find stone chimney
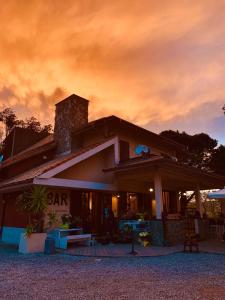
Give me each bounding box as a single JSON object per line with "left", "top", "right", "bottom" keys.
{"left": 54, "top": 94, "right": 89, "bottom": 154}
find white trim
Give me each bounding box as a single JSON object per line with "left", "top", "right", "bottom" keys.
{"left": 33, "top": 177, "right": 116, "bottom": 191}
{"left": 38, "top": 137, "right": 118, "bottom": 179}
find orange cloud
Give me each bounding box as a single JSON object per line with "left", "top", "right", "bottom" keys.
{"left": 0, "top": 0, "right": 225, "bottom": 142}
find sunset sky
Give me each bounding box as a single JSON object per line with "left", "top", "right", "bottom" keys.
{"left": 0, "top": 0, "right": 225, "bottom": 144}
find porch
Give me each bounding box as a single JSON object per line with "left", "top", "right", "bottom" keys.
{"left": 1, "top": 238, "right": 225, "bottom": 257}
{"left": 60, "top": 242, "right": 182, "bottom": 257}
{"left": 57, "top": 240, "right": 225, "bottom": 257}
{"left": 1, "top": 156, "right": 225, "bottom": 247}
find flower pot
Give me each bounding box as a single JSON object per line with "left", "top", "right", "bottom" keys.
{"left": 143, "top": 240, "right": 150, "bottom": 247}
{"left": 19, "top": 233, "right": 47, "bottom": 254}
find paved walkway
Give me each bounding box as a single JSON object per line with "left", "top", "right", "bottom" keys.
{"left": 1, "top": 239, "right": 225, "bottom": 258}
{"left": 60, "top": 243, "right": 183, "bottom": 257}
{"left": 60, "top": 240, "right": 225, "bottom": 257}
{"left": 200, "top": 240, "right": 225, "bottom": 254}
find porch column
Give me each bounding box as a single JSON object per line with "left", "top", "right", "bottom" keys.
{"left": 154, "top": 173, "right": 163, "bottom": 219}
{"left": 195, "top": 186, "right": 203, "bottom": 218}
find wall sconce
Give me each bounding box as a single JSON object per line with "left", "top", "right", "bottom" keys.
{"left": 149, "top": 188, "right": 154, "bottom": 192}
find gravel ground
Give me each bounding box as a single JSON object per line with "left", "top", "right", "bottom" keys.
{"left": 1, "top": 246, "right": 225, "bottom": 300}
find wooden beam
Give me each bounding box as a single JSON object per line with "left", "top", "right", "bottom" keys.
{"left": 34, "top": 177, "right": 117, "bottom": 192}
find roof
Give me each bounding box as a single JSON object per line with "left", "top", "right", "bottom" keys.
{"left": 0, "top": 135, "right": 56, "bottom": 168}
{"left": 104, "top": 155, "right": 224, "bottom": 176}
{"left": 1, "top": 137, "right": 224, "bottom": 191}
{"left": 2, "top": 126, "right": 53, "bottom": 160}
{"left": 0, "top": 113, "right": 186, "bottom": 170}
{"left": 73, "top": 115, "right": 186, "bottom": 152}
{"left": 103, "top": 156, "right": 225, "bottom": 189}
{"left": 0, "top": 138, "right": 111, "bottom": 190}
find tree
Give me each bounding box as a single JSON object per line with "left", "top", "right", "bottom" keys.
{"left": 208, "top": 145, "right": 225, "bottom": 176}
{"left": 42, "top": 124, "right": 53, "bottom": 134}
{"left": 160, "top": 130, "right": 217, "bottom": 169}
{"left": 24, "top": 117, "right": 52, "bottom": 134}
{"left": 0, "top": 108, "right": 23, "bottom": 137}
{"left": 17, "top": 186, "right": 48, "bottom": 233}
{"left": 188, "top": 133, "right": 217, "bottom": 169}
{"left": 25, "top": 117, "right": 42, "bottom": 132}
{"left": 0, "top": 107, "right": 52, "bottom": 141}
{"left": 179, "top": 192, "right": 195, "bottom": 216}
{"left": 0, "top": 127, "right": 3, "bottom": 151}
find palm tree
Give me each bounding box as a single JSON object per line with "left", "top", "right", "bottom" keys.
{"left": 17, "top": 186, "right": 48, "bottom": 233}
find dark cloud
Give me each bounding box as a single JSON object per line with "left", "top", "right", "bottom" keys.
{"left": 0, "top": 86, "right": 17, "bottom": 102}
{"left": 146, "top": 99, "right": 225, "bottom": 144}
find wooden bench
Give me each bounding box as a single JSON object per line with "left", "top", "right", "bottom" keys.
{"left": 59, "top": 234, "right": 92, "bottom": 249}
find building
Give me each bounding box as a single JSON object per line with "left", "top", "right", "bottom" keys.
{"left": 0, "top": 94, "right": 224, "bottom": 246}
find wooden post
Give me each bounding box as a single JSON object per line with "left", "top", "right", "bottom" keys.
{"left": 154, "top": 173, "right": 163, "bottom": 219}
{"left": 195, "top": 186, "right": 203, "bottom": 218}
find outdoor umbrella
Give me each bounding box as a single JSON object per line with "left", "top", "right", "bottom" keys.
{"left": 208, "top": 189, "right": 225, "bottom": 199}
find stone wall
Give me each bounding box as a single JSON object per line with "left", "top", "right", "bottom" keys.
{"left": 165, "top": 220, "right": 185, "bottom": 245}
{"left": 149, "top": 219, "right": 184, "bottom": 246}
{"left": 134, "top": 219, "right": 210, "bottom": 247}
{"left": 54, "top": 94, "right": 89, "bottom": 154}
{"left": 149, "top": 220, "right": 164, "bottom": 246}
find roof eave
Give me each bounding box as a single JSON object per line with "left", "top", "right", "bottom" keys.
{"left": 72, "top": 116, "right": 186, "bottom": 152}
{"left": 103, "top": 158, "right": 225, "bottom": 183}
{"left": 1, "top": 142, "right": 56, "bottom": 169}
{"left": 0, "top": 179, "right": 33, "bottom": 193}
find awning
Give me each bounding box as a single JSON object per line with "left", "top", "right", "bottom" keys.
{"left": 208, "top": 189, "right": 225, "bottom": 199}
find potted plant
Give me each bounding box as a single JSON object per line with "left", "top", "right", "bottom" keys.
{"left": 46, "top": 211, "right": 59, "bottom": 231}
{"left": 138, "top": 231, "right": 151, "bottom": 247}
{"left": 17, "top": 186, "right": 48, "bottom": 254}
{"left": 60, "top": 213, "right": 72, "bottom": 229}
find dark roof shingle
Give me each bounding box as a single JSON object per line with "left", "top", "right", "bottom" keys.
{"left": 1, "top": 135, "right": 56, "bottom": 168}
{"left": 0, "top": 139, "right": 111, "bottom": 190}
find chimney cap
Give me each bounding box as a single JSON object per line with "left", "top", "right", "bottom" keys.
{"left": 55, "top": 94, "right": 89, "bottom": 106}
